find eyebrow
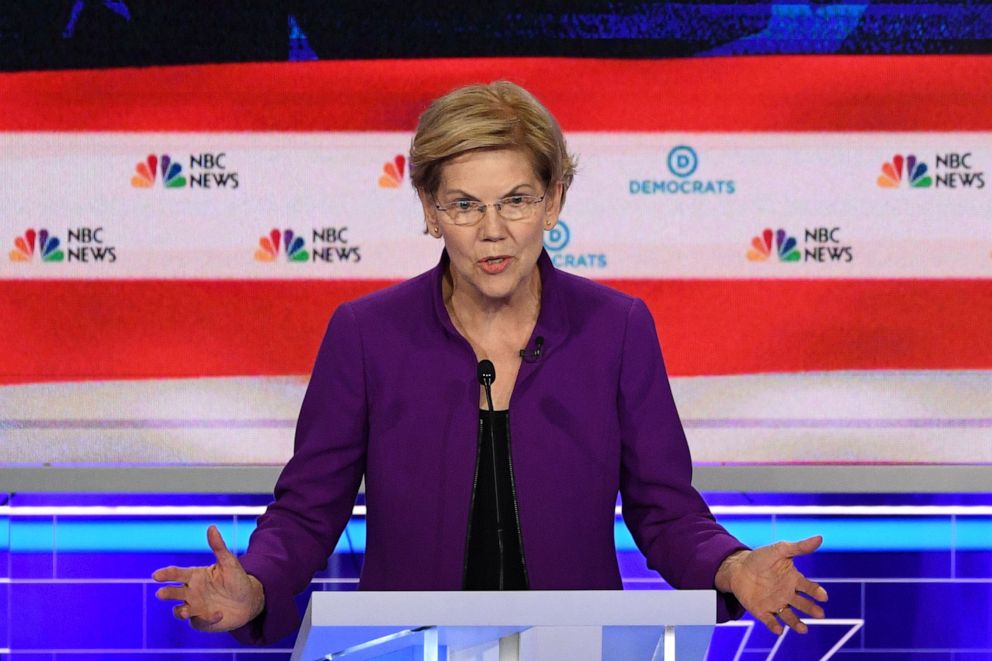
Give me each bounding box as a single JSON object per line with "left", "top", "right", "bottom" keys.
{"left": 441, "top": 184, "right": 537, "bottom": 200}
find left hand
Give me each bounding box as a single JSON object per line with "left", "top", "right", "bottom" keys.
{"left": 715, "top": 535, "right": 828, "bottom": 635}
{"left": 151, "top": 525, "right": 264, "bottom": 632}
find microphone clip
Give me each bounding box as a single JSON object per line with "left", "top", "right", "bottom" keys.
{"left": 519, "top": 336, "right": 544, "bottom": 363}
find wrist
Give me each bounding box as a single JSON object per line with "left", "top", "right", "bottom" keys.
{"left": 246, "top": 574, "right": 266, "bottom": 620}
{"left": 714, "top": 549, "right": 750, "bottom": 593}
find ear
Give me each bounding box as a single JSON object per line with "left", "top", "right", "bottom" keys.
{"left": 542, "top": 181, "right": 564, "bottom": 231}
{"left": 417, "top": 189, "right": 443, "bottom": 239}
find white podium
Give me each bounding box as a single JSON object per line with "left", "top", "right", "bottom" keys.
{"left": 291, "top": 590, "right": 716, "bottom": 661}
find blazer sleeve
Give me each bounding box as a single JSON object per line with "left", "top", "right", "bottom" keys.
{"left": 231, "top": 302, "right": 368, "bottom": 645}
{"left": 617, "top": 298, "right": 747, "bottom": 622}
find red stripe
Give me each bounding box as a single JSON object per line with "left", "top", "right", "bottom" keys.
{"left": 2, "top": 279, "right": 990, "bottom": 385}
{"left": 2, "top": 56, "right": 990, "bottom": 131}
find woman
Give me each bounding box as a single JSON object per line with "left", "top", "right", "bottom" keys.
{"left": 153, "top": 81, "right": 828, "bottom": 644}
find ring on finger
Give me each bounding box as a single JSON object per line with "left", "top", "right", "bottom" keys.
{"left": 774, "top": 606, "right": 788, "bottom": 615}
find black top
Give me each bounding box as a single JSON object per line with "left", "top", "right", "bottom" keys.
{"left": 464, "top": 409, "right": 528, "bottom": 590}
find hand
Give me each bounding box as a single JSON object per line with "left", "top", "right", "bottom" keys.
{"left": 715, "top": 536, "right": 828, "bottom": 635}
{"left": 152, "top": 524, "right": 265, "bottom": 632}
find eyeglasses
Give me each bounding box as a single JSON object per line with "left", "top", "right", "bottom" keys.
{"left": 433, "top": 192, "right": 547, "bottom": 226}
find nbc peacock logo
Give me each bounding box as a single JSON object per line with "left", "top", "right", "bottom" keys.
{"left": 8, "top": 228, "right": 65, "bottom": 262}
{"left": 254, "top": 229, "right": 308, "bottom": 263}
{"left": 877, "top": 154, "right": 932, "bottom": 189}
{"left": 747, "top": 228, "right": 800, "bottom": 262}
{"left": 131, "top": 154, "right": 187, "bottom": 189}
{"left": 378, "top": 155, "right": 406, "bottom": 188}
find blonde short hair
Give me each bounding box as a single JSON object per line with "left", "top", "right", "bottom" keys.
{"left": 409, "top": 81, "right": 577, "bottom": 205}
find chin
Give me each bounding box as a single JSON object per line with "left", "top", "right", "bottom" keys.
{"left": 471, "top": 272, "right": 523, "bottom": 299}
{"left": 476, "top": 281, "right": 517, "bottom": 301}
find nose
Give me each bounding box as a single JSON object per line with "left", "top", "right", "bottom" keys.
{"left": 479, "top": 203, "right": 506, "bottom": 240}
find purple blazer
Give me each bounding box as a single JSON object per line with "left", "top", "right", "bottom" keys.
{"left": 233, "top": 249, "right": 747, "bottom": 645}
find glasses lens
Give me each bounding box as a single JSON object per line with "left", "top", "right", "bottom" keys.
{"left": 499, "top": 196, "right": 539, "bottom": 221}
{"left": 441, "top": 201, "right": 480, "bottom": 225}
{"left": 451, "top": 208, "right": 483, "bottom": 225}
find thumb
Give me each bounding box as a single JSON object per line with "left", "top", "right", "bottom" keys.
{"left": 206, "top": 525, "right": 238, "bottom": 567}
{"left": 787, "top": 535, "right": 823, "bottom": 556}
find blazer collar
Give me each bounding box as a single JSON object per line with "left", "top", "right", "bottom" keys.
{"left": 429, "top": 248, "right": 570, "bottom": 355}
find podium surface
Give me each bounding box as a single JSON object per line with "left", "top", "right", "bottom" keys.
{"left": 292, "top": 590, "right": 716, "bottom": 661}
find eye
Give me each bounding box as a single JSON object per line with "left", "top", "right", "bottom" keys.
{"left": 454, "top": 200, "right": 477, "bottom": 212}
{"left": 505, "top": 195, "right": 527, "bottom": 206}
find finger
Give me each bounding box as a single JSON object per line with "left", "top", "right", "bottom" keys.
{"left": 173, "top": 603, "right": 191, "bottom": 620}
{"left": 756, "top": 612, "right": 784, "bottom": 636}
{"left": 206, "top": 525, "right": 238, "bottom": 567}
{"left": 152, "top": 566, "right": 194, "bottom": 583}
{"left": 788, "top": 592, "right": 825, "bottom": 619}
{"left": 785, "top": 535, "right": 823, "bottom": 557}
{"left": 797, "top": 577, "right": 829, "bottom": 602}
{"left": 777, "top": 607, "right": 808, "bottom": 634}
{"left": 190, "top": 611, "right": 224, "bottom": 631}
{"left": 154, "top": 585, "right": 188, "bottom": 603}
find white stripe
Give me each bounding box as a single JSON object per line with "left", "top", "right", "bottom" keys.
{"left": 3, "top": 132, "right": 992, "bottom": 280}
{"left": 793, "top": 578, "right": 992, "bottom": 583}
{"left": 4, "top": 576, "right": 985, "bottom": 585}
{"left": 0, "top": 504, "right": 989, "bottom": 516}
{"left": 1, "top": 577, "right": 361, "bottom": 584}
{"left": 0, "top": 505, "right": 366, "bottom": 516}
{"left": 707, "top": 505, "right": 992, "bottom": 516}
{"left": 726, "top": 620, "right": 754, "bottom": 661}
{"left": 622, "top": 577, "right": 992, "bottom": 584}
{"left": 822, "top": 621, "right": 865, "bottom": 661}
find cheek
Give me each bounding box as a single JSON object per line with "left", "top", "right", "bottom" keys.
{"left": 441, "top": 235, "right": 475, "bottom": 263}
{"left": 525, "top": 226, "right": 548, "bottom": 249}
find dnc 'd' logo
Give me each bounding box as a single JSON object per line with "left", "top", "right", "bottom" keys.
{"left": 543, "top": 220, "right": 606, "bottom": 269}
{"left": 630, "top": 145, "right": 736, "bottom": 196}
{"left": 9, "top": 228, "right": 64, "bottom": 262}
{"left": 131, "top": 153, "right": 239, "bottom": 190}
{"left": 378, "top": 155, "right": 406, "bottom": 188}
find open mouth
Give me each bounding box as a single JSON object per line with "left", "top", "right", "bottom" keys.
{"left": 478, "top": 256, "right": 512, "bottom": 273}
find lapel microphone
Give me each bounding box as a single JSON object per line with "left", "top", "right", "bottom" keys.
{"left": 477, "top": 359, "right": 496, "bottom": 394}
{"left": 476, "top": 359, "right": 505, "bottom": 588}
{"left": 519, "top": 336, "right": 544, "bottom": 363}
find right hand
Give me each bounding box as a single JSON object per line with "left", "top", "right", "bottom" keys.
{"left": 152, "top": 524, "right": 265, "bottom": 632}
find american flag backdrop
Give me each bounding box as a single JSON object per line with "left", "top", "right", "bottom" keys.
{"left": 2, "top": 4, "right": 991, "bottom": 466}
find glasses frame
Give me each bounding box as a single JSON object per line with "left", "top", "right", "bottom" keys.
{"left": 432, "top": 191, "right": 548, "bottom": 227}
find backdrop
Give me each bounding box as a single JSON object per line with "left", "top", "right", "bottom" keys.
{"left": 2, "top": 6, "right": 991, "bottom": 469}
